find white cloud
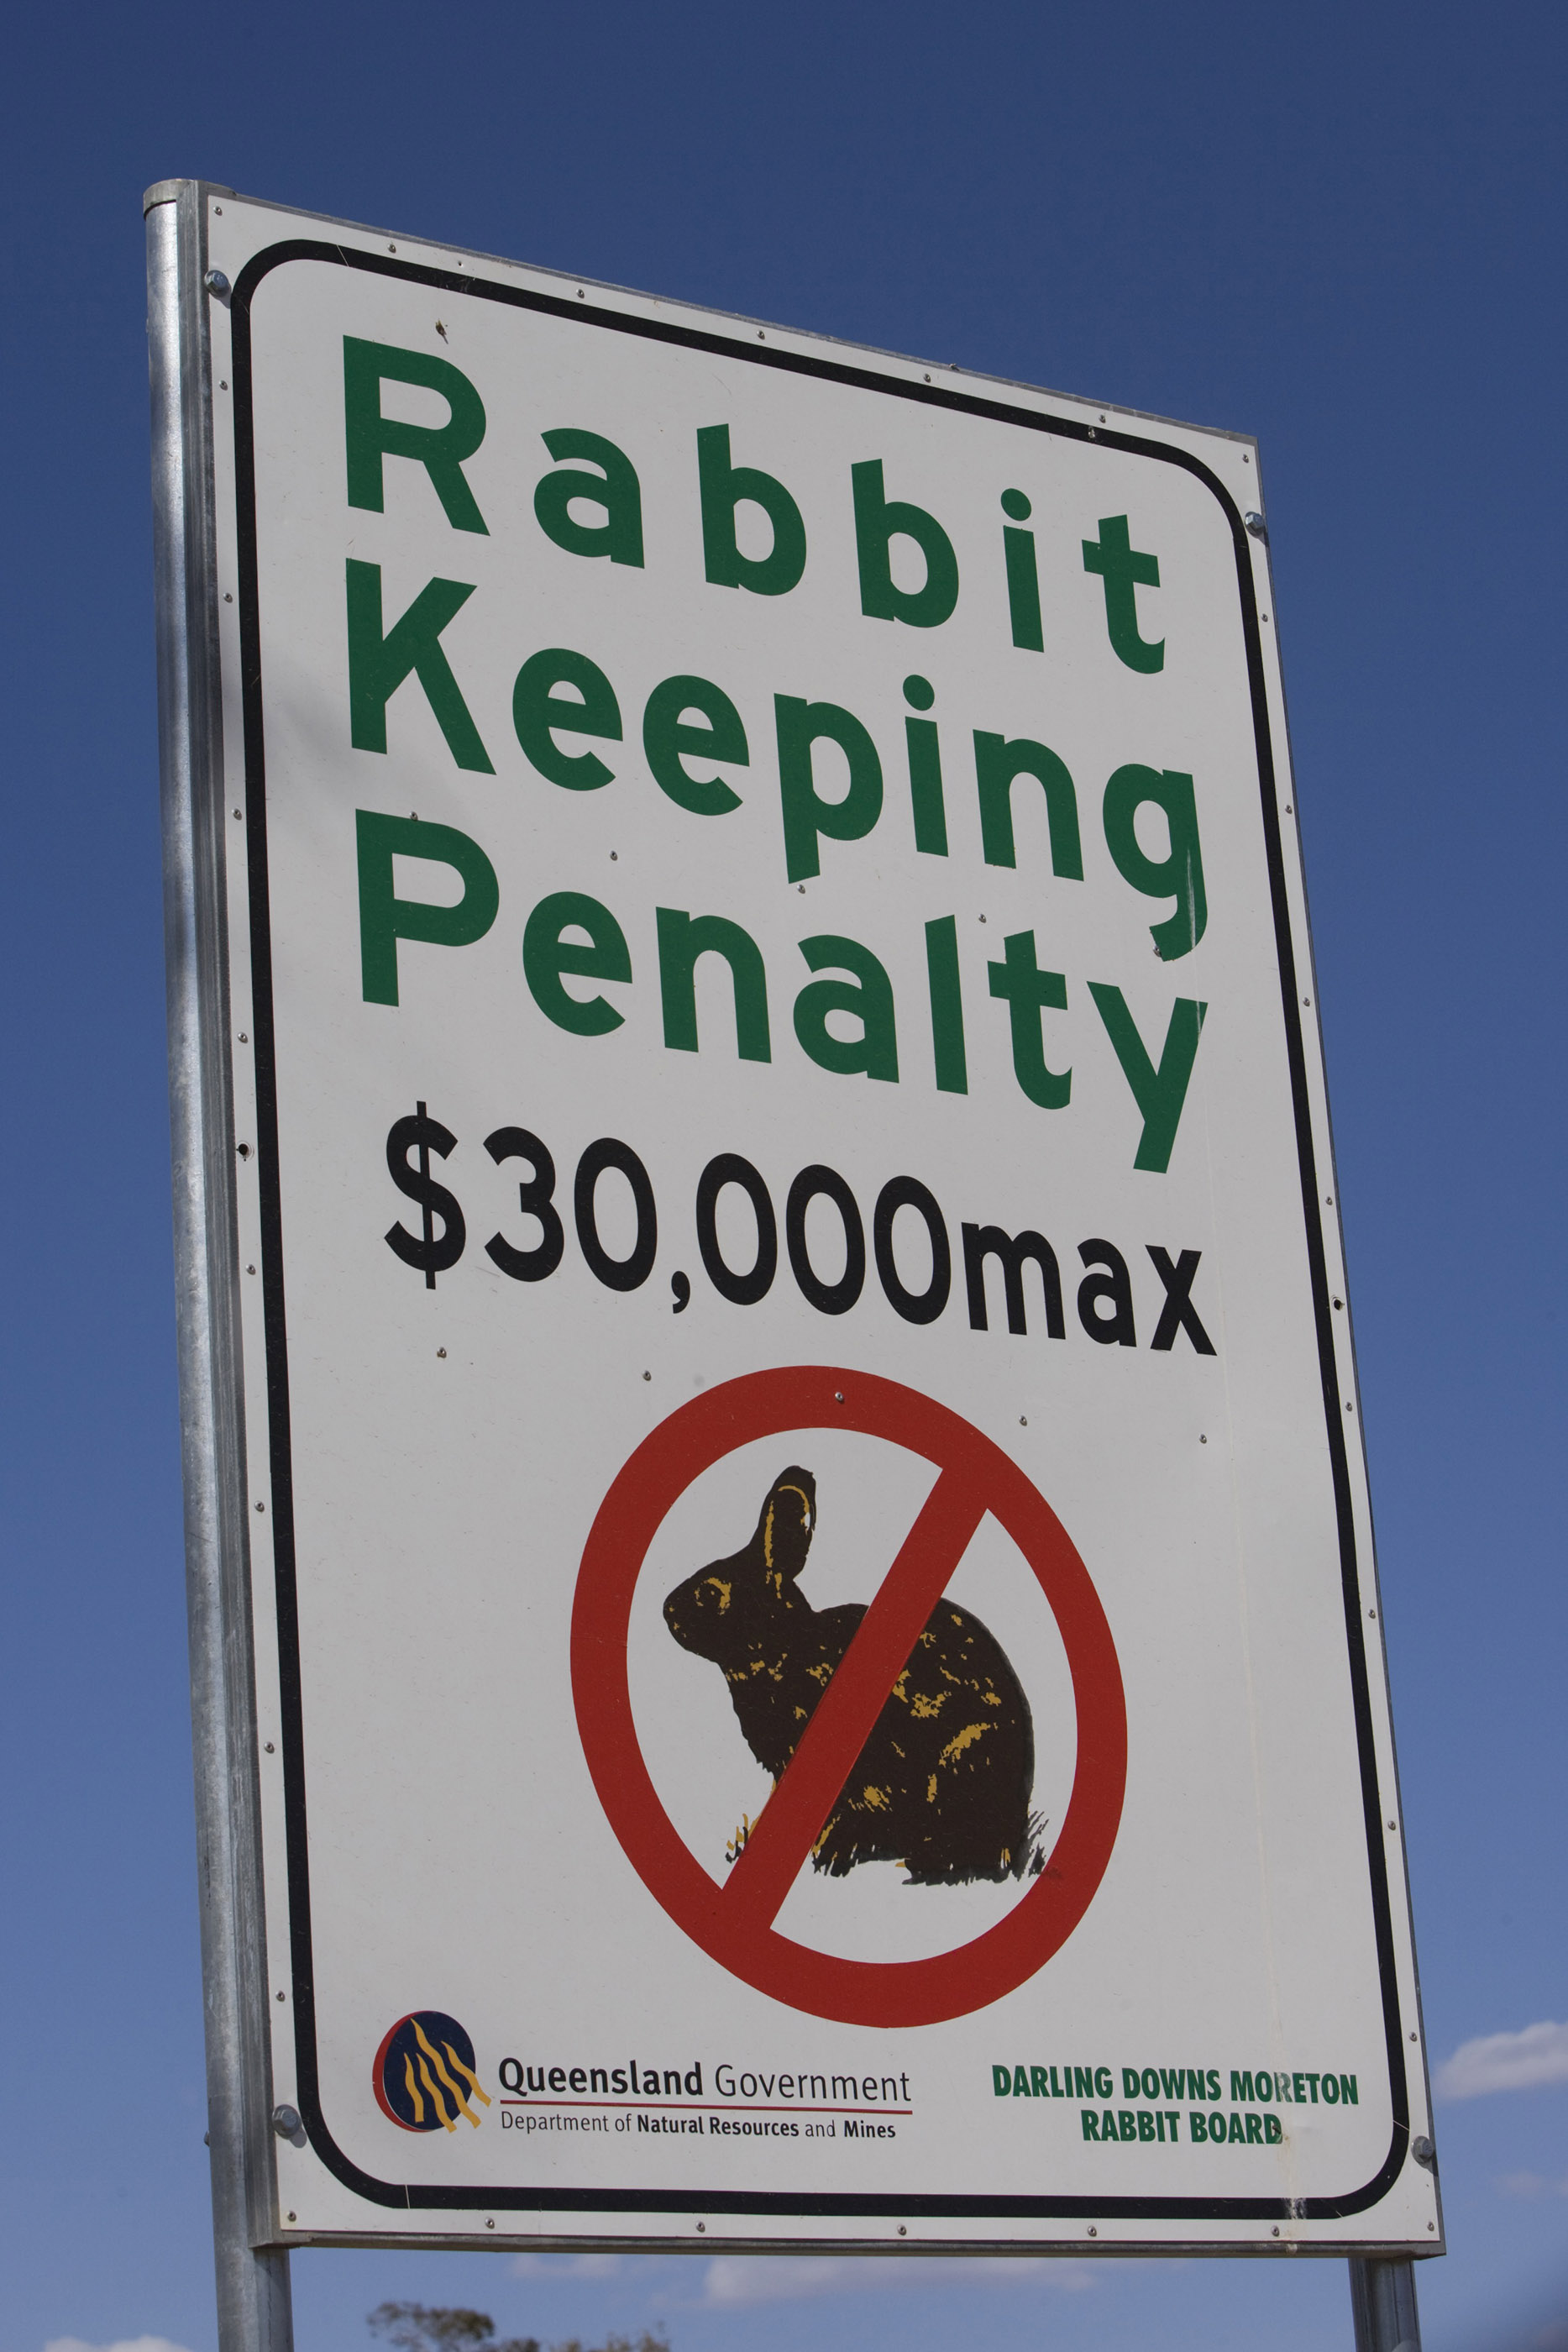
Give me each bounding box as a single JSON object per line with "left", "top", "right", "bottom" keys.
{"left": 46, "top": 2339, "right": 199, "bottom": 2352}
{"left": 702, "top": 2255, "right": 1093, "bottom": 2306}
{"left": 1498, "top": 2171, "right": 1568, "bottom": 2200}
{"left": 510, "top": 2255, "right": 622, "bottom": 2279}
{"left": 1434, "top": 2021, "right": 1568, "bottom": 2100}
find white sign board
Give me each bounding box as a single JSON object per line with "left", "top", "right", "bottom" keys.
{"left": 176, "top": 187, "right": 1437, "bottom": 2255}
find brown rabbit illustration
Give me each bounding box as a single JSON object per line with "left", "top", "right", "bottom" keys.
{"left": 663, "top": 1466, "right": 1039, "bottom": 1886}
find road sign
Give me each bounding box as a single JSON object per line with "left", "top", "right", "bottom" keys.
{"left": 150, "top": 180, "right": 1440, "bottom": 2267}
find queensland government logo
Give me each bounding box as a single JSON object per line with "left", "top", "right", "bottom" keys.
{"left": 373, "top": 2011, "right": 491, "bottom": 2134}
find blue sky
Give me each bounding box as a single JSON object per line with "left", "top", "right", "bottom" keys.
{"left": 2, "top": 4, "right": 1565, "bottom": 2349}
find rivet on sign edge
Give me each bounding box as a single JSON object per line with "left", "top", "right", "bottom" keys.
{"left": 254, "top": 1500, "right": 265, "bottom": 1512}
{"left": 696, "top": 2221, "right": 705, "bottom": 2232}
{"left": 1409, "top": 2032, "right": 1418, "bottom": 2043}
{"left": 265, "top": 1742, "right": 275, "bottom": 1752}
{"left": 486, "top": 2219, "right": 496, "bottom": 2229}
{"left": 898, "top": 2224, "right": 908, "bottom": 2234}
{"left": 835, "top": 1392, "right": 845, "bottom": 1403}
{"left": 437, "top": 1347, "right": 448, "bottom": 1358}
{"left": 1088, "top": 2226, "right": 1097, "bottom": 2236}
{"left": 287, "top": 2213, "right": 296, "bottom": 2223}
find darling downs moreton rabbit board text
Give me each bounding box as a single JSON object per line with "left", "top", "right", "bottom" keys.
{"left": 170, "top": 184, "right": 1437, "bottom": 2255}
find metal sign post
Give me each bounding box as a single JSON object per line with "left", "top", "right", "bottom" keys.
{"left": 146, "top": 179, "right": 293, "bottom": 2352}
{"left": 149, "top": 177, "right": 1438, "bottom": 2351}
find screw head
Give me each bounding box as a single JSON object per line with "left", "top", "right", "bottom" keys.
{"left": 271, "top": 2104, "right": 302, "bottom": 2139}
{"left": 1244, "top": 511, "right": 1268, "bottom": 541}
{"left": 203, "top": 267, "right": 230, "bottom": 300}
{"left": 1412, "top": 2135, "right": 1436, "bottom": 2167}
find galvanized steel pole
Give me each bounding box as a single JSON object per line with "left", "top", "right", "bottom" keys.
{"left": 1350, "top": 2256, "right": 1423, "bottom": 2352}
{"left": 146, "top": 176, "right": 294, "bottom": 2352}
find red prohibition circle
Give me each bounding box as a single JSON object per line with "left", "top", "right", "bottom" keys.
{"left": 570, "top": 1366, "right": 1127, "bottom": 2029}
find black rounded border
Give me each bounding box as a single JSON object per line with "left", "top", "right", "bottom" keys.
{"left": 228, "top": 239, "right": 1412, "bottom": 2227}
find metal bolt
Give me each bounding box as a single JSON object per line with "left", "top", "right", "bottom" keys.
{"left": 1087, "top": 427, "right": 1096, "bottom": 439}
{"left": 1285, "top": 803, "right": 1293, "bottom": 813}
{"left": 696, "top": 2220, "right": 706, "bottom": 2232}
{"left": 642, "top": 1370, "right": 651, "bottom": 1382}
{"left": 247, "top": 1264, "right": 256, "bottom": 1275}
{"left": 265, "top": 1742, "right": 275, "bottom": 1753}
{"left": 1409, "top": 2032, "right": 1418, "bottom": 2043}
{"left": 1019, "top": 1415, "right": 1027, "bottom": 1426}
{"left": 203, "top": 268, "right": 230, "bottom": 300}
{"left": 898, "top": 2223, "right": 908, "bottom": 2234}
{"left": 1088, "top": 2225, "right": 1097, "bottom": 2237}
{"left": 834, "top": 1392, "right": 844, "bottom": 1404}
{"left": 1369, "top": 1609, "right": 1377, "bottom": 1620}
{"left": 233, "top": 807, "right": 242, "bottom": 818}
{"left": 1272, "top": 2226, "right": 1280, "bottom": 2236}
{"left": 1200, "top": 1434, "right": 1208, "bottom": 1444}
{"left": 798, "top": 883, "right": 805, "bottom": 892}
{"left": 223, "top": 592, "right": 233, "bottom": 602}
{"left": 255, "top": 1500, "right": 265, "bottom": 1512}
{"left": 611, "top": 850, "right": 618, "bottom": 860}
{"left": 271, "top": 2104, "right": 302, "bottom": 2139}
{"left": 436, "top": 1347, "right": 447, "bottom": 1358}
{"left": 1244, "top": 512, "right": 1268, "bottom": 542}
{"left": 286, "top": 2212, "right": 296, "bottom": 2223}
{"left": 1388, "top": 1820, "right": 1397, "bottom": 1830}
{"left": 275, "top": 1990, "right": 285, "bottom": 2001}
{"left": 486, "top": 2218, "right": 496, "bottom": 2229}
{"left": 219, "top": 380, "right": 228, "bottom": 390}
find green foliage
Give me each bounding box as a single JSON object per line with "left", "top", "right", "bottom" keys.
{"left": 368, "top": 2304, "right": 668, "bottom": 2352}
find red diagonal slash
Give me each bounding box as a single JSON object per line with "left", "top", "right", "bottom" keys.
{"left": 721, "top": 1466, "right": 988, "bottom": 1931}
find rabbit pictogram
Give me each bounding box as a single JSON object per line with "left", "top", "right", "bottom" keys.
{"left": 663, "top": 1466, "right": 1041, "bottom": 1886}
